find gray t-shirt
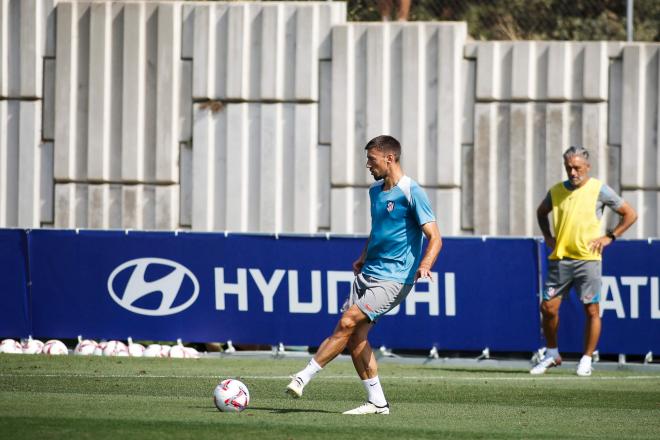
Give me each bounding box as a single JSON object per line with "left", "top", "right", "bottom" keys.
{"left": 542, "top": 180, "right": 623, "bottom": 219}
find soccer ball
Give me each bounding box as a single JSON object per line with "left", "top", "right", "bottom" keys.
{"left": 102, "top": 340, "right": 129, "bottom": 357}
{"left": 42, "top": 339, "right": 68, "bottom": 355}
{"left": 21, "top": 338, "right": 44, "bottom": 354}
{"left": 74, "top": 339, "right": 98, "bottom": 356}
{"left": 0, "top": 339, "right": 22, "bottom": 354}
{"left": 213, "top": 379, "right": 250, "bottom": 413}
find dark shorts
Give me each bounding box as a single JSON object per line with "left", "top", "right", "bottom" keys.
{"left": 543, "top": 259, "right": 601, "bottom": 304}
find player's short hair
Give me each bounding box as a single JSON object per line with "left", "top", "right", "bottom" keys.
{"left": 365, "top": 135, "right": 401, "bottom": 162}
{"left": 563, "top": 145, "right": 590, "bottom": 162}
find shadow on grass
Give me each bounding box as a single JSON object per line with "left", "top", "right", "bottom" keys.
{"left": 248, "top": 406, "right": 336, "bottom": 414}
{"left": 429, "top": 367, "right": 529, "bottom": 375}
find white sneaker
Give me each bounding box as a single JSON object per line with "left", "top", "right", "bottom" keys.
{"left": 576, "top": 361, "right": 592, "bottom": 377}
{"left": 285, "top": 376, "right": 304, "bottom": 398}
{"left": 342, "top": 401, "right": 390, "bottom": 415}
{"left": 530, "top": 355, "right": 562, "bottom": 375}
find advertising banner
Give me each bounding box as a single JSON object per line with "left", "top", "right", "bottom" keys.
{"left": 0, "top": 229, "right": 31, "bottom": 337}
{"left": 27, "top": 230, "right": 541, "bottom": 351}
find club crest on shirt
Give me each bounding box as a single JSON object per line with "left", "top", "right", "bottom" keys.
{"left": 386, "top": 201, "right": 395, "bottom": 212}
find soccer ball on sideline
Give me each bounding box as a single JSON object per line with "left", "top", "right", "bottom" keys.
{"left": 213, "top": 379, "right": 250, "bottom": 413}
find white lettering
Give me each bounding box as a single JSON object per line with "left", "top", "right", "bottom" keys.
{"left": 600, "top": 276, "right": 625, "bottom": 318}
{"left": 214, "top": 268, "right": 248, "bottom": 311}
{"left": 249, "top": 269, "right": 285, "bottom": 312}
{"left": 406, "top": 273, "right": 439, "bottom": 316}
{"left": 621, "top": 276, "right": 648, "bottom": 319}
{"left": 288, "top": 270, "right": 322, "bottom": 313}
{"left": 445, "top": 272, "right": 456, "bottom": 316}
{"left": 652, "top": 277, "right": 660, "bottom": 319}
{"left": 327, "top": 271, "right": 355, "bottom": 314}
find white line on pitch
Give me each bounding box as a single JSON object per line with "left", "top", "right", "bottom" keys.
{"left": 0, "top": 373, "right": 658, "bottom": 381}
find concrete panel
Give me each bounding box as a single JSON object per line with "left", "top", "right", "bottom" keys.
{"left": 155, "top": 2, "right": 181, "bottom": 183}
{"left": 474, "top": 42, "right": 610, "bottom": 102}
{"left": 17, "top": 101, "right": 41, "bottom": 227}
{"left": 0, "top": 0, "right": 55, "bottom": 98}
{"left": 54, "top": 1, "right": 89, "bottom": 181}
{"left": 191, "top": 1, "right": 344, "bottom": 101}
{"left": 155, "top": 185, "right": 179, "bottom": 230}
{"left": 621, "top": 44, "right": 660, "bottom": 189}
{"left": 319, "top": 60, "right": 331, "bottom": 144}
{"left": 121, "top": 2, "right": 146, "bottom": 182}
{"left": 43, "top": 58, "right": 55, "bottom": 141}
{"left": 179, "top": 142, "right": 192, "bottom": 227}
{"left": 461, "top": 144, "right": 473, "bottom": 233}
{"left": 622, "top": 190, "right": 659, "bottom": 238}
{"left": 330, "top": 187, "right": 370, "bottom": 234}
{"left": 332, "top": 22, "right": 466, "bottom": 188}
{"left": 87, "top": 1, "right": 112, "bottom": 181}
{"left": 427, "top": 188, "right": 461, "bottom": 236}
{"left": 318, "top": 144, "right": 330, "bottom": 230}
{"left": 179, "top": 59, "right": 193, "bottom": 142}
{"left": 461, "top": 59, "right": 475, "bottom": 145}
{"left": 608, "top": 58, "right": 622, "bottom": 146}
{"left": 40, "top": 142, "right": 54, "bottom": 225}
{"left": 181, "top": 3, "right": 194, "bottom": 59}
{"left": 0, "top": 100, "right": 19, "bottom": 227}
{"left": 54, "top": 183, "right": 87, "bottom": 228}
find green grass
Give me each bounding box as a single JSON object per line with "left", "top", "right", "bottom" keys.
{"left": 1, "top": 354, "right": 659, "bottom": 439}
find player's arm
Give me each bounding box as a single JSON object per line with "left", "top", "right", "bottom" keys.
{"left": 589, "top": 201, "right": 638, "bottom": 254}
{"left": 415, "top": 221, "right": 442, "bottom": 282}
{"left": 536, "top": 195, "right": 555, "bottom": 250}
{"left": 352, "top": 233, "right": 371, "bottom": 275}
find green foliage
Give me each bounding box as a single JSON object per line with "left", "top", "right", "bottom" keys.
{"left": 346, "top": 0, "right": 660, "bottom": 41}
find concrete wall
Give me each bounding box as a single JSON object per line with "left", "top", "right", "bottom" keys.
{"left": 1, "top": 0, "right": 658, "bottom": 238}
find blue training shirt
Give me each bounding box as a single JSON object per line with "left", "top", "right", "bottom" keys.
{"left": 362, "top": 175, "right": 436, "bottom": 284}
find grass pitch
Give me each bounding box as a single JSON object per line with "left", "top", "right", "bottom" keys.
{"left": 1, "top": 354, "right": 659, "bottom": 439}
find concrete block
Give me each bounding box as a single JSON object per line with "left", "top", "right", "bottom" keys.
{"left": 511, "top": 42, "right": 536, "bottom": 100}
{"left": 622, "top": 190, "right": 659, "bottom": 238}
{"left": 580, "top": 103, "right": 608, "bottom": 180}
{"left": 546, "top": 43, "right": 571, "bottom": 100}
{"left": 258, "top": 104, "right": 282, "bottom": 232}
{"left": 191, "top": 102, "right": 219, "bottom": 231}
{"left": 330, "top": 187, "right": 370, "bottom": 234}
{"left": 318, "top": 0, "right": 346, "bottom": 60}
{"left": 427, "top": 188, "right": 461, "bottom": 236}
{"left": 181, "top": 3, "right": 194, "bottom": 59}
{"left": 317, "top": 144, "right": 330, "bottom": 230}
{"left": 87, "top": 1, "right": 112, "bottom": 181}
{"left": 88, "top": 184, "right": 111, "bottom": 229}
{"left": 121, "top": 2, "right": 146, "bottom": 182}
{"left": 225, "top": 4, "right": 250, "bottom": 99}
{"left": 508, "top": 103, "right": 534, "bottom": 235}
{"left": 179, "top": 60, "right": 193, "bottom": 142}
{"left": 331, "top": 25, "right": 355, "bottom": 186}
{"left": 294, "top": 4, "right": 319, "bottom": 100}
{"left": 43, "top": 58, "right": 55, "bottom": 140}
{"left": 583, "top": 41, "right": 608, "bottom": 101}
{"left": 40, "top": 142, "right": 53, "bottom": 224}
{"left": 319, "top": 60, "right": 332, "bottom": 144}
{"left": 462, "top": 59, "right": 475, "bottom": 144}
{"left": 0, "top": 0, "right": 19, "bottom": 98}
{"left": 0, "top": 100, "right": 18, "bottom": 226}
{"left": 179, "top": 142, "right": 192, "bottom": 227}
{"left": 461, "top": 144, "right": 473, "bottom": 232}
{"left": 156, "top": 2, "right": 181, "bottom": 183}
{"left": 475, "top": 42, "right": 504, "bottom": 101}
{"left": 260, "top": 3, "right": 285, "bottom": 100}
{"left": 292, "top": 104, "right": 319, "bottom": 232}
{"left": 608, "top": 57, "right": 622, "bottom": 146}
{"left": 54, "top": 183, "right": 87, "bottom": 228}
{"left": 17, "top": 101, "right": 41, "bottom": 227}
{"left": 155, "top": 185, "right": 179, "bottom": 230}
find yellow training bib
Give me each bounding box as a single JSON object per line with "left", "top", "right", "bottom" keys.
{"left": 549, "top": 178, "right": 603, "bottom": 261}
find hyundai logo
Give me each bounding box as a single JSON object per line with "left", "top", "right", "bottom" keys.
{"left": 107, "top": 258, "right": 200, "bottom": 316}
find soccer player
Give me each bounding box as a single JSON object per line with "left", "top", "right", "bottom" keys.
{"left": 286, "top": 135, "right": 442, "bottom": 414}
{"left": 531, "top": 146, "right": 637, "bottom": 376}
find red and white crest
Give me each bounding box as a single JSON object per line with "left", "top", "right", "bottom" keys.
{"left": 386, "top": 201, "right": 395, "bottom": 212}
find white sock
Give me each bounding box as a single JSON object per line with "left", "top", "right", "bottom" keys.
{"left": 546, "top": 347, "right": 560, "bottom": 359}
{"left": 362, "top": 376, "right": 387, "bottom": 407}
{"left": 579, "top": 355, "right": 592, "bottom": 365}
{"left": 296, "top": 358, "right": 322, "bottom": 386}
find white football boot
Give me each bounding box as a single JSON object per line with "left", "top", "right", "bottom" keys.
{"left": 576, "top": 359, "right": 593, "bottom": 377}
{"left": 342, "top": 401, "right": 390, "bottom": 415}
{"left": 530, "top": 355, "right": 562, "bottom": 375}
{"left": 285, "top": 376, "right": 305, "bottom": 398}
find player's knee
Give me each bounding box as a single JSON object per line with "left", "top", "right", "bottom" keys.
{"left": 338, "top": 316, "right": 358, "bottom": 333}
{"left": 541, "top": 301, "right": 558, "bottom": 317}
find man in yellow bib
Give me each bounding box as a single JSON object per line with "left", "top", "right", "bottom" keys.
{"left": 531, "top": 146, "right": 637, "bottom": 376}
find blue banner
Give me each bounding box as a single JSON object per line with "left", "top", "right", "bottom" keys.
{"left": 0, "top": 228, "right": 652, "bottom": 355}
{"left": 0, "top": 229, "right": 30, "bottom": 337}
{"left": 550, "top": 240, "right": 660, "bottom": 355}
{"left": 25, "top": 230, "right": 541, "bottom": 351}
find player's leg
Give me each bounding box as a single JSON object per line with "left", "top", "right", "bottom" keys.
{"left": 541, "top": 296, "right": 561, "bottom": 349}
{"left": 576, "top": 260, "right": 602, "bottom": 376}
{"left": 378, "top": 0, "right": 393, "bottom": 20}
{"left": 396, "top": 0, "right": 411, "bottom": 21}
{"left": 286, "top": 305, "right": 368, "bottom": 398}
